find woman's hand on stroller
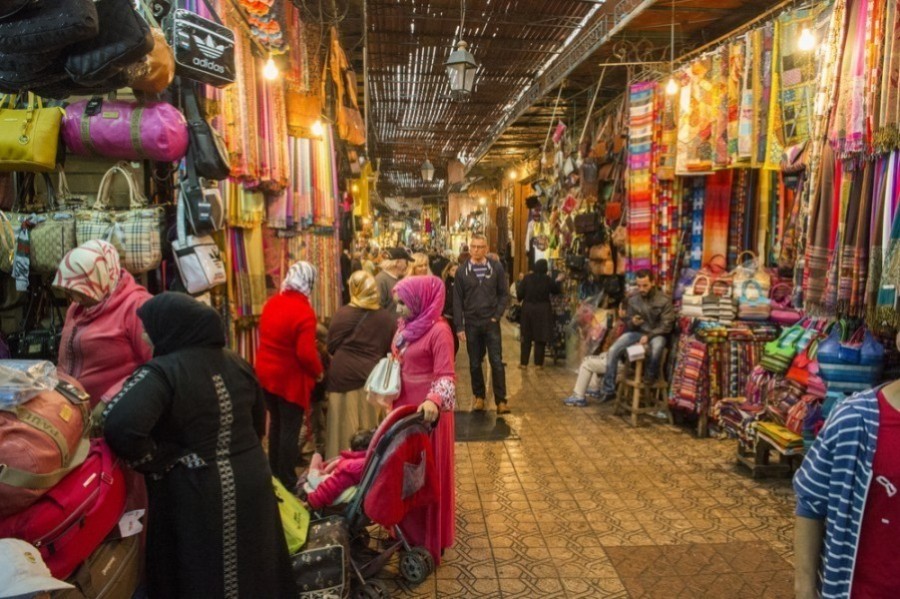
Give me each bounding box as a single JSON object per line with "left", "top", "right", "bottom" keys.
{"left": 418, "top": 399, "right": 440, "bottom": 423}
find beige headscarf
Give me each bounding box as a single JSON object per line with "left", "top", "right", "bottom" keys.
{"left": 53, "top": 241, "right": 122, "bottom": 314}
{"left": 349, "top": 270, "right": 380, "bottom": 310}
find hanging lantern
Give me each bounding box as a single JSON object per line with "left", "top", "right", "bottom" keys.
{"left": 446, "top": 41, "right": 478, "bottom": 101}
{"left": 421, "top": 158, "right": 435, "bottom": 182}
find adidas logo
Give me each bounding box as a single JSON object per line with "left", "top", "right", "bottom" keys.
{"left": 193, "top": 34, "right": 225, "bottom": 59}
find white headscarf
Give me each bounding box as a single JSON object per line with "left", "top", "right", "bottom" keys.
{"left": 282, "top": 261, "right": 317, "bottom": 296}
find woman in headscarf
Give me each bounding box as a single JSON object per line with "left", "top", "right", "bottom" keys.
{"left": 516, "top": 259, "right": 562, "bottom": 369}
{"left": 255, "top": 261, "right": 323, "bottom": 489}
{"left": 53, "top": 240, "right": 153, "bottom": 406}
{"left": 391, "top": 275, "right": 456, "bottom": 564}
{"left": 324, "top": 270, "right": 397, "bottom": 458}
{"left": 103, "top": 293, "right": 296, "bottom": 599}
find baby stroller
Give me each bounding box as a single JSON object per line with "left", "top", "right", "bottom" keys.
{"left": 296, "top": 405, "right": 439, "bottom": 599}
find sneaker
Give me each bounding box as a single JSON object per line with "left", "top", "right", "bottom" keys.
{"left": 472, "top": 397, "right": 486, "bottom": 411}
{"left": 496, "top": 402, "right": 511, "bottom": 415}
{"left": 563, "top": 395, "right": 588, "bottom": 407}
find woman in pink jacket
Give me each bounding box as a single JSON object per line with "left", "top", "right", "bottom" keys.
{"left": 53, "top": 240, "right": 153, "bottom": 407}
{"left": 391, "top": 275, "right": 456, "bottom": 564}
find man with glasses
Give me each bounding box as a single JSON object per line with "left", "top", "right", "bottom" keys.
{"left": 453, "top": 234, "right": 511, "bottom": 414}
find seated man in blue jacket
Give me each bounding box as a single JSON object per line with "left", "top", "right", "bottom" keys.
{"left": 598, "top": 270, "right": 674, "bottom": 402}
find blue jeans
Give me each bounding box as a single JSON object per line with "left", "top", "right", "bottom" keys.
{"left": 601, "top": 333, "right": 667, "bottom": 395}
{"left": 465, "top": 320, "right": 507, "bottom": 404}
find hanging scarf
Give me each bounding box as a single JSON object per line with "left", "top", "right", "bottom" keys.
{"left": 349, "top": 270, "right": 380, "bottom": 310}
{"left": 865, "top": 155, "right": 889, "bottom": 323}
{"left": 778, "top": 8, "right": 818, "bottom": 147}
{"left": 877, "top": 186, "right": 900, "bottom": 324}
{"left": 738, "top": 32, "right": 755, "bottom": 162}
{"left": 877, "top": 0, "right": 900, "bottom": 149}
{"left": 627, "top": 82, "right": 656, "bottom": 276}
{"left": 804, "top": 144, "right": 838, "bottom": 312}
{"left": 53, "top": 240, "right": 123, "bottom": 318}
{"left": 702, "top": 171, "right": 732, "bottom": 266}
{"left": 830, "top": 0, "right": 869, "bottom": 159}
{"left": 392, "top": 275, "right": 445, "bottom": 350}
{"left": 836, "top": 162, "right": 873, "bottom": 315}
{"left": 727, "top": 38, "right": 746, "bottom": 162}
{"left": 712, "top": 46, "right": 730, "bottom": 168}
{"left": 282, "top": 260, "right": 317, "bottom": 296}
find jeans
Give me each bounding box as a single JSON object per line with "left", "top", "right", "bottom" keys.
{"left": 465, "top": 320, "right": 507, "bottom": 404}
{"left": 264, "top": 391, "right": 305, "bottom": 490}
{"left": 601, "top": 333, "right": 667, "bottom": 395}
{"left": 573, "top": 353, "right": 608, "bottom": 398}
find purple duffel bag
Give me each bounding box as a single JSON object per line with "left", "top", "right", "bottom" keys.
{"left": 62, "top": 98, "right": 189, "bottom": 162}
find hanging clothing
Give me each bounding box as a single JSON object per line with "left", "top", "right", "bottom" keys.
{"left": 103, "top": 293, "right": 296, "bottom": 599}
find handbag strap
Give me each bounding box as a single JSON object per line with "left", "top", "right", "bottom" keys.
{"left": 690, "top": 275, "right": 711, "bottom": 296}
{"left": 94, "top": 163, "right": 146, "bottom": 211}
{"left": 15, "top": 172, "right": 59, "bottom": 213}
{"left": 181, "top": 80, "right": 204, "bottom": 125}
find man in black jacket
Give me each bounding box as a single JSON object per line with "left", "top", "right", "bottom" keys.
{"left": 454, "top": 234, "right": 510, "bottom": 414}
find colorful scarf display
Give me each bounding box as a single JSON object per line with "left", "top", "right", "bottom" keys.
{"left": 627, "top": 82, "right": 656, "bottom": 276}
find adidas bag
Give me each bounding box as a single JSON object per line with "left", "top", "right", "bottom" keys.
{"left": 166, "top": 3, "right": 235, "bottom": 88}
{"left": 172, "top": 187, "right": 226, "bottom": 295}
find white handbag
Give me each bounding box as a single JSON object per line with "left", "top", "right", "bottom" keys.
{"left": 680, "top": 275, "right": 709, "bottom": 319}
{"left": 172, "top": 187, "right": 226, "bottom": 295}
{"left": 365, "top": 353, "right": 401, "bottom": 409}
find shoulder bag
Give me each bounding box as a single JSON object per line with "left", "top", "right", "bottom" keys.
{"left": 14, "top": 172, "right": 77, "bottom": 274}
{"left": 769, "top": 282, "right": 802, "bottom": 325}
{"left": 736, "top": 280, "right": 771, "bottom": 321}
{"left": 702, "top": 279, "right": 735, "bottom": 323}
{"left": 125, "top": 25, "right": 176, "bottom": 94}
{"left": 165, "top": 0, "right": 236, "bottom": 87}
{"left": 731, "top": 250, "right": 771, "bottom": 293}
{"left": 62, "top": 95, "right": 189, "bottom": 163}
{"left": 327, "top": 27, "right": 365, "bottom": 146}
{"left": 8, "top": 283, "right": 64, "bottom": 361}
{"left": 75, "top": 163, "right": 164, "bottom": 274}
{"left": 817, "top": 323, "right": 885, "bottom": 393}
{"left": 761, "top": 324, "right": 806, "bottom": 375}
{"left": 172, "top": 181, "right": 226, "bottom": 295}
{"left": 680, "top": 275, "right": 709, "bottom": 319}
{"left": 0, "top": 93, "right": 64, "bottom": 173}
{"left": 182, "top": 81, "right": 231, "bottom": 180}
{"left": 365, "top": 353, "right": 401, "bottom": 410}
{"left": 0, "top": 0, "right": 97, "bottom": 54}
{"left": 181, "top": 149, "right": 225, "bottom": 235}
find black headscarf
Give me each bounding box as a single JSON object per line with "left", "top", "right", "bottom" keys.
{"left": 534, "top": 259, "right": 549, "bottom": 275}
{"left": 137, "top": 292, "right": 227, "bottom": 357}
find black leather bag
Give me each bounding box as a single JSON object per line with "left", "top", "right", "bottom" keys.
{"left": 0, "top": 60, "right": 68, "bottom": 94}
{"left": 0, "top": 0, "right": 41, "bottom": 22}
{"left": 574, "top": 211, "right": 600, "bottom": 234}
{"left": 8, "top": 284, "right": 63, "bottom": 362}
{"left": 166, "top": 2, "right": 236, "bottom": 88}
{"left": 65, "top": 0, "right": 154, "bottom": 86}
{"left": 183, "top": 82, "right": 231, "bottom": 180}
{"left": 0, "top": 0, "right": 97, "bottom": 53}
{"left": 182, "top": 151, "right": 225, "bottom": 236}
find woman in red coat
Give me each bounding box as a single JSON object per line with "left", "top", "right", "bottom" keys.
{"left": 255, "top": 261, "right": 323, "bottom": 490}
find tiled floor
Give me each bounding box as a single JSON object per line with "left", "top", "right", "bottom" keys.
{"left": 377, "top": 324, "right": 797, "bottom": 598}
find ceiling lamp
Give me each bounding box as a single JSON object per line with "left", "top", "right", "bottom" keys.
{"left": 263, "top": 56, "right": 279, "bottom": 81}
{"left": 421, "top": 158, "right": 435, "bottom": 182}
{"left": 798, "top": 27, "right": 817, "bottom": 52}
{"left": 665, "top": 0, "right": 679, "bottom": 96}
{"left": 446, "top": 0, "right": 478, "bottom": 101}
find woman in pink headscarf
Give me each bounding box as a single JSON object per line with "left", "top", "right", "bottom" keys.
{"left": 53, "top": 240, "right": 153, "bottom": 406}
{"left": 391, "top": 275, "right": 456, "bottom": 564}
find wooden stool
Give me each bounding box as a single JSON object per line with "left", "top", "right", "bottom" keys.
{"left": 613, "top": 349, "right": 673, "bottom": 427}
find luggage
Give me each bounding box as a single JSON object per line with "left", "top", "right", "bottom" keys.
{"left": 0, "top": 439, "right": 127, "bottom": 579}
{"left": 53, "top": 535, "right": 141, "bottom": 599}
{"left": 0, "top": 378, "right": 91, "bottom": 517}
{"left": 291, "top": 516, "right": 350, "bottom": 599}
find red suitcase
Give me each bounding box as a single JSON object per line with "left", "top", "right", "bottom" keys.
{"left": 0, "top": 438, "right": 127, "bottom": 579}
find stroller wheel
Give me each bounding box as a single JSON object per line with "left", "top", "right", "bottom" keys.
{"left": 399, "top": 547, "right": 434, "bottom": 584}
{"left": 355, "top": 580, "right": 390, "bottom": 599}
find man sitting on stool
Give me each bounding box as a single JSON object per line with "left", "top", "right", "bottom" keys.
{"left": 599, "top": 270, "right": 675, "bottom": 402}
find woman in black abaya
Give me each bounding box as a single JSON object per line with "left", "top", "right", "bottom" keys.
{"left": 103, "top": 293, "right": 296, "bottom": 599}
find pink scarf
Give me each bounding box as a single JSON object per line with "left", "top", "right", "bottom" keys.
{"left": 392, "top": 275, "right": 446, "bottom": 350}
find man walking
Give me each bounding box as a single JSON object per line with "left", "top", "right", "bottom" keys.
{"left": 454, "top": 234, "right": 510, "bottom": 414}
{"left": 599, "top": 270, "right": 674, "bottom": 402}
{"left": 375, "top": 247, "right": 411, "bottom": 315}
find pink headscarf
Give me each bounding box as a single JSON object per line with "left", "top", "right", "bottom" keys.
{"left": 393, "top": 275, "right": 446, "bottom": 349}
{"left": 53, "top": 240, "right": 123, "bottom": 316}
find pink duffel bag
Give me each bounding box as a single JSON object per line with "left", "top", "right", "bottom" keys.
{"left": 0, "top": 377, "right": 91, "bottom": 518}
{"left": 0, "top": 438, "right": 127, "bottom": 579}
{"left": 62, "top": 98, "right": 189, "bottom": 162}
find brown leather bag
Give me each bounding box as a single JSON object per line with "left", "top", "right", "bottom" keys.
{"left": 327, "top": 27, "right": 366, "bottom": 146}
{"left": 287, "top": 86, "right": 323, "bottom": 137}
{"left": 126, "top": 28, "right": 174, "bottom": 94}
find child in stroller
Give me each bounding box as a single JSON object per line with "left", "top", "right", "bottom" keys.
{"left": 292, "top": 405, "right": 440, "bottom": 599}
{"left": 299, "top": 429, "right": 373, "bottom": 510}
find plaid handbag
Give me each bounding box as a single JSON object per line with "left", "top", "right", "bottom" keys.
{"left": 75, "top": 163, "right": 163, "bottom": 274}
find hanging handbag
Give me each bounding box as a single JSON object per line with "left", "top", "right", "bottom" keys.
{"left": 731, "top": 250, "right": 771, "bottom": 293}
{"left": 327, "top": 27, "right": 365, "bottom": 146}
{"left": 769, "top": 282, "right": 802, "bottom": 325}
{"left": 786, "top": 337, "right": 821, "bottom": 389}
{"left": 62, "top": 96, "right": 188, "bottom": 163}
{"left": 0, "top": 93, "right": 64, "bottom": 173}
{"left": 64, "top": 0, "right": 153, "bottom": 86}
{"left": 0, "top": 0, "right": 98, "bottom": 54}
{"left": 365, "top": 353, "right": 402, "bottom": 410}
{"left": 14, "top": 172, "right": 77, "bottom": 274}
{"left": 165, "top": 0, "right": 236, "bottom": 87}
{"left": 680, "top": 275, "right": 709, "bottom": 318}
{"left": 172, "top": 184, "right": 226, "bottom": 295}
{"left": 817, "top": 324, "right": 885, "bottom": 393}
{"left": 182, "top": 82, "right": 231, "bottom": 180}
{"left": 0, "top": 0, "right": 43, "bottom": 22}
{"left": 573, "top": 211, "right": 600, "bottom": 234}
{"left": 75, "top": 163, "right": 164, "bottom": 274}
{"left": 702, "top": 279, "right": 735, "bottom": 323}
{"left": 7, "top": 284, "right": 64, "bottom": 361}
{"left": 737, "top": 280, "right": 771, "bottom": 321}
{"left": 125, "top": 26, "right": 176, "bottom": 94}
{"left": 761, "top": 324, "right": 806, "bottom": 375}
{"left": 182, "top": 150, "right": 225, "bottom": 235}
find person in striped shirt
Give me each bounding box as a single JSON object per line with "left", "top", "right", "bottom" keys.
{"left": 793, "top": 376, "right": 900, "bottom": 599}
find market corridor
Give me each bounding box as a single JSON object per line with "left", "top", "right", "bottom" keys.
{"left": 378, "top": 323, "right": 796, "bottom": 598}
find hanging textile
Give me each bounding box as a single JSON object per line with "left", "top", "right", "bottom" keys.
{"left": 627, "top": 82, "right": 656, "bottom": 276}
{"left": 737, "top": 32, "right": 756, "bottom": 163}
{"left": 224, "top": 181, "right": 265, "bottom": 228}
{"left": 226, "top": 224, "right": 268, "bottom": 320}
{"left": 876, "top": 0, "right": 900, "bottom": 150}
{"left": 778, "top": 8, "right": 819, "bottom": 148}
{"left": 676, "top": 55, "right": 715, "bottom": 174}
{"left": 711, "top": 46, "right": 730, "bottom": 169}
{"left": 727, "top": 38, "right": 746, "bottom": 164}
{"left": 753, "top": 23, "right": 777, "bottom": 168}
{"left": 285, "top": 232, "right": 342, "bottom": 319}
{"left": 702, "top": 171, "right": 732, "bottom": 266}
{"left": 804, "top": 145, "right": 839, "bottom": 312}
{"left": 830, "top": 0, "right": 870, "bottom": 160}
{"left": 688, "top": 178, "right": 706, "bottom": 270}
